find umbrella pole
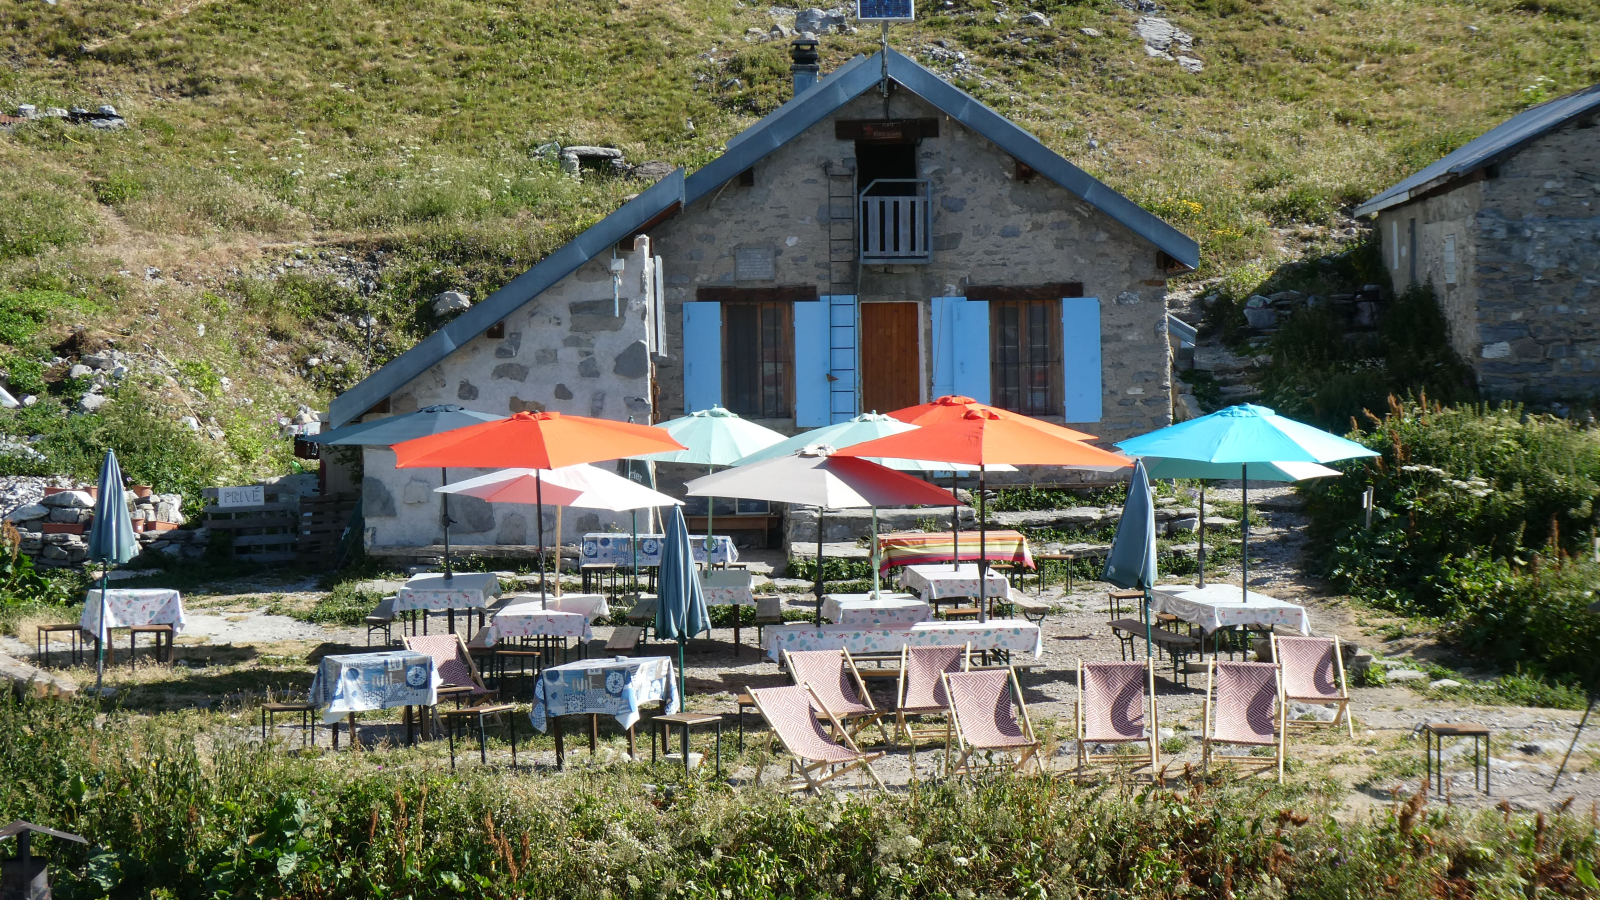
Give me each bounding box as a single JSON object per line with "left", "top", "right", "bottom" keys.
{"left": 679, "top": 637, "right": 687, "bottom": 708}
{"left": 1241, "top": 464, "right": 1249, "bottom": 603}
{"left": 979, "top": 465, "right": 988, "bottom": 624}
{"left": 631, "top": 511, "right": 639, "bottom": 596}
{"left": 871, "top": 507, "right": 881, "bottom": 599}
{"left": 951, "top": 472, "right": 960, "bottom": 571}
{"left": 94, "top": 565, "right": 108, "bottom": 693}
{"left": 1197, "top": 482, "right": 1207, "bottom": 588}
{"left": 441, "top": 467, "right": 453, "bottom": 580}
{"left": 815, "top": 507, "right": 826, "bottom": 626}
{"left": 554, "top": 506, "right": 563, "bottom": 598}
{"left": 706, "top": 466, "right": 714, "bottom": 559}
{"left": 537, "top": 472, "right": 547, "bottom": 605}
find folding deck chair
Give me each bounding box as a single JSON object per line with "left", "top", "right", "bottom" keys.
{"left": 1272, "top": 634, "right": 1354, "bottom": 737}
{"left": 746, "top": 684, "right": 886, "bottom": 793}
{"left": 403, "top": 634, "right": 509, "bottom": 741}
{"left": 893, "top": 644, "right": 969, "bottom": 774}
{"left": 1075, "top": 659, "right": 1159, "bottom": 779}
{"left": 1202, "top": 660, "right": 1284, "bottom": 782}
{"left": 784, "top": 648, "right": 889, "bottom": 745}
{"left": 944, "top": 668, "right": 1042, "bottom": 776}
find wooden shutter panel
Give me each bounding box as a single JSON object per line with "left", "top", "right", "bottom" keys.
{"left": 952, "top": 298, "right": 990, "bottom": 403}
{"left": 1061, "top": 297, "right": 1102, "bottom": 423}
{"left": 793, "top": 301, "right": 829, "bottom": 426}
{"left": 682, "top": 301, "right": 722, "bottom": 413}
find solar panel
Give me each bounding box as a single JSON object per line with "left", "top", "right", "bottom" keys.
{"left": 857, "top": 0, "right": 914, "bottom": 21}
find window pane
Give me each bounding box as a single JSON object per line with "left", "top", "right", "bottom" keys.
{"left": 723, "top": 301, "right": 791, "bottom": 418}
{"left": 990, "top": 299, "right": 1060, "bottom": 416}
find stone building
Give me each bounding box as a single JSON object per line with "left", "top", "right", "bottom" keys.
{"left": 327, "top": 42, "right": 1199, "bottom": 553}
{"left": 1354, "top": 83, "right": 1600, "bottom": 400}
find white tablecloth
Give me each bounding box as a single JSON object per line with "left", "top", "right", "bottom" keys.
{"left": 820, "top": 593, "right": 932, "bottom": 627}
{"left": 81, "top": 589, "right": 185, "bottom": 642}
{"left": 1150, "top": 585, "right": 1310, "bottom": 635}
{"left": 309, "top": 650, "right": 440, "bottom": 724}
{"left": 501, "top": 593, "right": 611, "bottom": 622}
{"left": 481, "top": 609, "right": 593, "bottom": 646}
{"left": 581, "top": 533, "right": 738, "bottom": 567}
{"left": 395, "top": 573, "right": 501, "bottom": 613}
{"left": 531, "top": 656, "right": 678, "bottom": 732}
{"left": 765, "top": 619, "right": 1042, "bottom": 662}
{"left": 898, "top": 564, "right": 1010, "bottom": 601}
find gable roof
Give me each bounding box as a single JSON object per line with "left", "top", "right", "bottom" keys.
{"left": 327, "top": 169, "right": 685, "bottom": 427}
{"left": 1354, "top": 83, "right": 1600, "bottom": 217}
{"left": 328, "top": 50, "right": 1200, "bottom": 427}
{"left": 688, "top": 47, "right": 1199, "bottom": 268}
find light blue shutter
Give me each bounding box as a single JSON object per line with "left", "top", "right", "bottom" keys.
{"left": 931, "top": 297, "right": 958, "bottom": 398}
{"left": 793, "top": 301, "right": 828, "bottom": 426}
{"left": 826, "top": 294, "right": 858, "bottom": 422}
{"left": 1061, "top": 297, "right": 1102, "bottom": 423}
{"left": 952, "top": 298, "right": 990, "bottom": 403}
{"left": 682, "top": 301, "right": 721, "bottom": 413}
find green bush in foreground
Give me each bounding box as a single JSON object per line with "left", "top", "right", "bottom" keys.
{"left": 2, "top": 696, "right": 1598, "bottom": 899}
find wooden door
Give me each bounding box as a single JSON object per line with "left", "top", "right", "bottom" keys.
{"left": 859, "top": 302, "right": 921, "bottom": 414}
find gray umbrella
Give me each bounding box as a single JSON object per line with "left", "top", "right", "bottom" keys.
{"left": 86, "top": 450, "right": 138, "bottom": 692}
{"left": 309, "top": 404, "right": 504, "bottom": 578}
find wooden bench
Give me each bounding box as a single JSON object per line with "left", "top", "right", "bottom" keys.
{"left": 686, "top": 514, "right": 782, "bottom": 549}
{"left": 1010, "top": 595, "right": 1051, "bottom": 625}
{"left": 944, "top": 607, "right": 980, "bottom": 621}
{"left": 1150, "top": 628, "right": 1201, "bottom": 686}
{"left": 1109, "top": 618, "right": 1148, "bottom": 660}
{"left": 606, "top": 626, "right": 645, "bottom": 655}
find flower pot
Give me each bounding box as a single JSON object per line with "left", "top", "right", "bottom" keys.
{"left": 42, "top": 486, "right": 66, "bottom": 497}
{"left": 132, "top": 485, "right": 153, "bottom": 498}
{"left": 148, "top": 521, "right": 179, "bottom": 532}
{"left": 41, "top": 523, "right": 87, "bottom": 535}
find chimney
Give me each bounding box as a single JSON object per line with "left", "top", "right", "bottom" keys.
{"left": 790, "top": 34, "right": 820, "bottom": 96}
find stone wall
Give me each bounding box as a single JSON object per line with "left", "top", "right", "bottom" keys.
{"left": 7, "top": 489, "right": 205, "bottom": 567}
{"left": 1379, "top": 116, "right": 1600, "bottom": 400}
{"left": 648, "top": 87, "right": 1174, "bottom": 465}
{"left": 363, "top": 241, "right": 657, "bottom": 550}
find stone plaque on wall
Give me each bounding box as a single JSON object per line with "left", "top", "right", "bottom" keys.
{"left": 734, "top": 246, "right": 776, "bottom": 282}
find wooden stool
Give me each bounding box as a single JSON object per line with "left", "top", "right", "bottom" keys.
{"left": 652, "top": 712, "right": 723, "bottom": 780}
{"left": 944, "top": 607, "right": 980, "bottom": 622}
{"left": 581, "top": 564, "right": 618, "bottom": 597}
{"left": 734, "top": 693, "right": 758, "bottom": 752}
{"left": 36, "top": 624, "right": 84, "bottom": 668}
{"left": 493, "top": 648, "right": 545, "bottom": 699}
{"left": 261, "top": 702, "right": 318, "bottom": 748}
{"left": 128, "top": 624, "right": 173, "bottom": 668}
{"left": 441, "top": 703, "right": 517, "bottom": 770}
{"left": 1424, "top": 722, "right": 1490, "bottom": 797}
{"left": 1108, "top": 589, "right": 1144, "bottom": 621}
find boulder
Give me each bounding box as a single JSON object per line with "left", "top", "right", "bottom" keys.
{"left": 7, "top": 504, "right": 46, "bottom": 522}
{"left": 432, "top": 291, "right": 472, "bottom": 316}
{"left": 795, "top": 8, "right": 848, "bottom": 33}
{"left": 1386, "top": 669, "right": 1426, "bottom": 683}
{"left": 1428, "top": 678, "right": 1462, "bottom": 690}
{"left": 77, "top": 392, "right": 108, "bottom": 414}
{"left": 1020, "top": 10, "right": 1051, "bottom": 26}
{"left": 43, "top": 490, "right": 94, "bottom": 509}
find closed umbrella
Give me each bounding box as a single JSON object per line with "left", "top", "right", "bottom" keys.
{"left": 686, "top": 447, "right": 960, "bottom": 621}
{"left": 391, "top": 411, "right": 685, "bottom": 600}
{"left": 633, "top": 406, "right": 786, "bottom": 553}
{"left": 656, "top": 507, "right": 710, "bottom": 702}
{"left": 1115, "top": 404, "right": 1377, "bottom": 600}
{"left": 308, "top": 404, "right": 505, "bottom": 579}
{"left": 1101, "top": 460, "right": 1159, "bottom": 659}
{"left": 86, "top": 450, "right": 138, "bottom": 693}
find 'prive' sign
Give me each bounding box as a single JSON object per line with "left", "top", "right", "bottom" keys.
{"left": 217, "top": 485, "right": 265, "bottom": 508}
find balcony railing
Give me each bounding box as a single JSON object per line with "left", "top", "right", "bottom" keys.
{"left": 859, "top": 179, "right": 932, "bottom": 264}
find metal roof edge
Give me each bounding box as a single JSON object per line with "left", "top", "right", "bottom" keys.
{"left": 723, "top": 54, "right": 872, "bottom": 153}
{"left": 327, "top": 169, "right": 686, "bottom": 427}
{"left": 883, "top": 48, "right": 1199, "bottom": 268}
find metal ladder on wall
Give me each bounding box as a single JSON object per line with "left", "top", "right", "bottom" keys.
{"left": 824, "top": 163, "right": 858, "bottom": 423}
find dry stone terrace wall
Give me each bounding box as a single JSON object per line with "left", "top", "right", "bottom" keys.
{"left": 649, "top": 88, "right": 1174, "bottom": 472}
{"left": 6, "top": 488, "right": 204, "bottom": 567}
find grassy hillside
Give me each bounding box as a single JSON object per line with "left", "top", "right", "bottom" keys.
{"left": 0, "top": 0, "right": 1596, "bottom": 487}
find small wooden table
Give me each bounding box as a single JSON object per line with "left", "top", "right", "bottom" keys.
{"left": 1424, "top": 722, "right": 1490, "bottom": 797}
{"left": 652, "top": 712, "right": 723, "bottom": 780}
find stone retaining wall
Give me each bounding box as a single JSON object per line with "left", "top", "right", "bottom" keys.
{"left": 7, "top": 489, "right": 206, "bottom": 567}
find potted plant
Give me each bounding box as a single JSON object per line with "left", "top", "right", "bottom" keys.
{"left": 131, "top": 485, "right": 153, "bottom": 498}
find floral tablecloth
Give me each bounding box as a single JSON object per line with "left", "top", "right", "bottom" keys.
{"left": 309, "top": 650, "right": 440, "bottom": 724}
{"left": 820, "top": 593, "right": 932, "bottom": 627}
{"left": 1150, "top": 585, "right": 1310, "bottom": 636}
{"left": 581, "top": 533, "right": 738, "bottom": 567}
{"left": 530, "top": 656, "right": 678, "bottom": 732}
{"left": 500, "top": 593, "right": 612, "bottom": 622}
{"left": 395, "top": 573, "right": 501, "bottom": 613}
{"left": 898, "top": 564, "right": 1011, "bottom": 601}
{"left": 876, "top": 530, "right": 1034, "bottom": 572}
{"left": 764, "top": 619, "right": 1042, "bottom": 662}
{"left": 481, "top": 609, "right": 593, "bottom": 647}
{"left": 81, "top": 589, "right": 186, "bottom": 642}
{"left": 699, "top": 571, "right": 755, "bottom": 607}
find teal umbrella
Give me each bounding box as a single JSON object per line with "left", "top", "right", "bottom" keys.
{"left": 1116, "top": 404, "right": 1378, "bottom": 601}
{"left": 655, "top": 507, "right": 710, "bottom": 702}
{"left": 86, "top": 450, "right": 138, "bottom": 693}
{"left": 1101, "top": 460, "right": 1159, "bottom": 659}
{"left": 633, "top": 406, "right": 786, "bottom": 554}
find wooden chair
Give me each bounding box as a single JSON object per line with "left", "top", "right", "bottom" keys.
{"left": 440, "top": 702, "right": 518, "bottom": 770}
{"left": 746, "top": 684, "right": 886, "bottom": 793}
{"left": 365, "top": 596, "right": 397, "bottom": 647}
{"left": 1272, "top": 634, "right": 1354, "bottom": 737}
{"left": 783, "top": 648, "right": 888, "bottom": 744}
{"left": 945, "top": 667, "right": 1042, "bottom": 776}
{"left": 893, "top": 644, "right": 969, "bottom": 774}
{"left": 1075, "top": 659, "right": 1159, "bottom": 779}
{"left": 1202, "top": 660, "right": 1284, "bottom": 782}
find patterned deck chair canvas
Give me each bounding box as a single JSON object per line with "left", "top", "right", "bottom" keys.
{"left": 1075, "top": 660, "right": 1159, "bottom": 778}
{"left": 1202, "top": 660, "right": 1284, "bottom": 782}
{"left": 1272, "top": 634, "right": 1353, "bottom": 737}
{"left": 944, "top": 668, "right": 1042, "bottom": 776}
{"left": 747, "top": 684, "right": 887, "bottom": 793}
{"left": 784, "top": 648, "right": 888, "bottom": 744}
{"left": 404, "top": 634, "right": 494, "bottom": 702}
{"left": 894, "top": 644, "right": 969, "bottom": 774}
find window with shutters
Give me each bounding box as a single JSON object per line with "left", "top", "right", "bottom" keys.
{"left": 1444, "top": 234, "right": 1458, "bottom": 285}
{"left": 990, "top": 299, "right": 1062, "bottom": 416}
{"left": 723, "top": 301, "right": 793, "bottom": 418}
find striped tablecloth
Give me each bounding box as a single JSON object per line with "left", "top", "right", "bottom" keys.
{"left": 876, "top": 530, "right": 1035, "bottom": 572}
{"left": 764, "top": 619, "right": 1042, "bottom": 662}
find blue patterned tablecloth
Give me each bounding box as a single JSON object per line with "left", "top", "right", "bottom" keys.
{"left": 581, "top": 533, "right": 738, "bottom": 567}
{"left": 309, "top": 651, "right": 440, "bottom": 724}
{"left": 530, "top": 656, "right": 678, "bottom": 733}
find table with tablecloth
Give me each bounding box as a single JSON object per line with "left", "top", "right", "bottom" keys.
{"left": 395, "top": 573, "right": 502, "bottom": 612}
{"left": 81, "top": 589, "right": 186, "bottom": 642}
{"left": 898, "top": 564, "right": 1012, "bottom": 602}
{"left": 1150, "top": 585, "right": 1310, "bottom": 636}
{"left": 504, "top": 593, "right": 611, "bottom": 622}
{"left": 820, "top": 593, "right": 932, "bottom": 627}
{"left": 581, "top": 533, "right": 738, "bottom": 568}
{"left": 530, "top": 656, "right": 678, "bottom": 733}
{"left": 764, "top": 619, "right": 1042, "bottom": 662}
{"left": 309, "top": 650, "right": 440, "bottom": 724}
{"left": 699, "top": 573, "right": 755, "bottom": 607}
{"left": 480, "top": 608, "right": 594, "bottom": 647}
{"left": 875, "top": 530, "right": 1034, "bottom": 572}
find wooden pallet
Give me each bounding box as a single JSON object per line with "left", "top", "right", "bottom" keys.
{"left": 202, "top": 485, "right": 303, "bottom": 563}
{"left": 297, "top": 492, "right": 358, "bottom": 566}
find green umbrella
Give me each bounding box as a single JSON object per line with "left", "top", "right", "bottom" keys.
{"left": 86, "top": 450, "right": 138, "bottom": 693}
{"left": 632, "top": 406, "right": 786, "bottom": 555}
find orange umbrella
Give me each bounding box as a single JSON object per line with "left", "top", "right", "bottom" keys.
{"left": 838, "top": 410, "right": 1131, "bottom": 621}
{"left": 391, "top": 411, "right": 685, "bottom": 597}
{"left": 888, "top": 394, "right": 1098, "bottom": 441}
